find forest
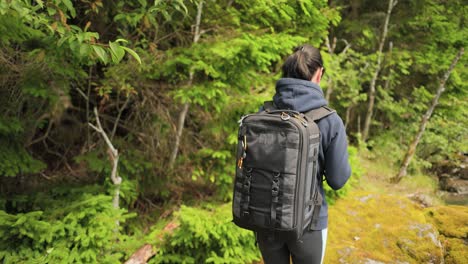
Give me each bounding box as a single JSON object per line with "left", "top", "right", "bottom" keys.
{"left": 0, "top": 0, "right": 466, "bottom": 263}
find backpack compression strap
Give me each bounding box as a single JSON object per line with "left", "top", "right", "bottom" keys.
{"left": 263, "top": 101, "right": 336, "bottom": 120}
{"left": 304, "top": 106, "right": 336, "bottom": 121}
{"left": 263, "top": 101, "right": 276, "bottom": 112}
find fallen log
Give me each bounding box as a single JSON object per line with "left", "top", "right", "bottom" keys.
{"left": 124, "top": 221, "right": 179, "bottom": 264}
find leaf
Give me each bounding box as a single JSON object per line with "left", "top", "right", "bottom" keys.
{"left": 92, "top": 45, "right": 109, "bottom": 64}
{"left": 115, "top": 38, "right": 128, "bottom": 43}
{"left": 36, "top": 0, "right": 44, "bottom": 8}
{"left": 79, "top": 44, "right": 91, "bottom": 57}
{"left": 62, "top": 0, "right": 76, "bottom": 17}
{"left": 109, "top": 41, "right": 125, "bottom": 63}
{"left": 57, "top": 36, "right": 70, "bottom": 47}
{"left": 121, "top": 47, "right": 142, "bottom": 64}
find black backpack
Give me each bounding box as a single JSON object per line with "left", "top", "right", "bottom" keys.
{"left": 232, "top": 101, "right": 335, "bottom": 240}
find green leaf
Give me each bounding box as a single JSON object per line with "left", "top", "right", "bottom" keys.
{"left": 109, "top": 41, "right": 125, "bottom": 63}
{"left": 92, "top": 45, "right": 109, "bottom": 64}
{"left": 115, "top": 38, "right": 128, "bottom": 43}
{"left": 121, "top": 47, "right": 142, "bottom": 64}
{"left": 62, "top": 0, "right": 76, "bottom": 17}
{"left": 36, "top": 0, "right": 44, "bottom": 8}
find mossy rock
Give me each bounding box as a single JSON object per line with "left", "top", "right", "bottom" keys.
{"left": 424, "top": 206, "right": 468, "bottom": 264}
{"left": 424, "top": 205, "right": 468, "bottom": 238}
{"left": 325, "top": 191, "right": 443, "bottom": 263}
{"left": 443, "top": 237, "right": 468, "bottom": 264}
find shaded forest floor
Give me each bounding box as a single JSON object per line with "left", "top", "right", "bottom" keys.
{"left": 323, "top": 156, "right": 468, "bottom": 264}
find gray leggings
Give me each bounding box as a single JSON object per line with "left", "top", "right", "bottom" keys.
{"left": 257, "top": 228, "right": 328, "bottom": 264}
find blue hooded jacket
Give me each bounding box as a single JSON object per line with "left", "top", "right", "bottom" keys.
{"left": 273, "top": 78, "right": 351, "bottom": 230}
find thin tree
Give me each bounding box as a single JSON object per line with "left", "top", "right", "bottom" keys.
{"left": 362, "top": 0, "right": 398, "bottom": 141}
{"left": 325, "top": 36, "right": 337, "bottom": 102}
{"left": 392, "top": 48, "right": 464, "bottom": 183}
{"left": 89, "top": 107, "right": 122, "bottom": 228}
{"left": 169, "top": 0, "right": 204, "bottom": 168}
{"left": 324, "top": 37, "right": 351, "bottom": 102}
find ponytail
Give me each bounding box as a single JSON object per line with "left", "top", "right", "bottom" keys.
{"left": 282, "top": 45, "right": 324, "bottom": 81}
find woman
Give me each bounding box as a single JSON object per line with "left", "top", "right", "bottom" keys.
{"left": 256, "top": 45, "right": 351, "bottom": 264}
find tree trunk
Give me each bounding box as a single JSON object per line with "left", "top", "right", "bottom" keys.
{"left": 324, "top": 37, "right": 351, "bottom": 102}
{"left": 169, "top": 0, "right": 204, "bottom": 168}
{"left": 362, "top": 0, "right": 398, "bottom": 142}
{"left": 383, "top": 41, "right": 393, "bottom": 92}
{"left": 392, "top": 48, "right": 464, "bottom": 183}
{"left": 345, "top": 105, "right": 352, "bottom": 129}
{"left": 350, "top": 0, "right": 361, "bottom": 20}
{"left": 89, "top": 107, "right": 122, "bottom": 228}
{"left": 325, "top": 36, "right": 336, "bottom": 102}
{"left": 357, "top": 114, "right": 361, "bottom": 137}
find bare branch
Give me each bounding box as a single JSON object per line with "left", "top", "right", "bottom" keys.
{"left": 75, "top": 87, "right": 89, "bottom": 101}
{"left": 26, "top": 118, "right": 54, "bottom": 147}
{"left": 88, "top": 122, "right": 101, "bottom": 133}
{"left": 88, "top": 107, "right": 121, "bottom": 187}
{"left": 340, "top": 39, "right": 352, "bottom": 55}
{"left": 91, "top": 108, "right": 117, "bottom": 155}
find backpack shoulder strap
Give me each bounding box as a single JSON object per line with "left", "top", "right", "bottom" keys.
{"left": 263, "top": 101, "right": 277, "bottom": 112}
{"left": 305, "top": 106, "right": 336, "bottom": 121}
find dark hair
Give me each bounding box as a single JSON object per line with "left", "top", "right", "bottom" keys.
{"left": 282, "top": 44, "right": 324, "bottom": 81}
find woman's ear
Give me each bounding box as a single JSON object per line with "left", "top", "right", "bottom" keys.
{"left": 311, "top": 68, "right": 322, "bottom": 84}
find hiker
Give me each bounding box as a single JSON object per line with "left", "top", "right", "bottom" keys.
{"left": 256, "top": 45, "right": 351, "bottom": 264}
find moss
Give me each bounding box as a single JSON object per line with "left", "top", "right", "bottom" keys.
{"left": 425, "top": 206, "right": 468, "bottom": 264}
{"left": 424, "top": 205, "right": 468, "bottom": 238}
{"left": 443, "top": 237, "right": 468, "bottom": 264}
{"left": 325, "top": 191, "right": 443, "bottom": 263}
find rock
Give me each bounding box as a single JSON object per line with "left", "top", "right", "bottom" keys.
{"left": 425, "top": 206, "right": 468, "bottom": 264}
{"left": 409, "top": 224, "right": 442, "bottom": 247}
{"left": 358, "top": 194, "right": 373, "bottom": 203}
{"left": 459, "top": 164, "right": 468, "bottom": 180}
{"left": 439, "top": 177, "right": 468, "bottom": 194}
{"left": 407, "top": 193, "right": 433, "bottom": 207}
{"left": 424, "top": 206, "right": 468, "bottom": 239}
{"left": 439, "top": 191, "right": 468, "bottom": 205}
{"left": 325, "top": 192, "right": 444, "bottom": 263}
{"left": 396, "top": 238, "right": 417, "bottom": 260}
{"left": 337, "top": 247, "right": 354, "bottom": 263}
{"left": 364, "top": 259, "right": 385, "bottom": 264}
{"left": 443, "top": 237, "right": 468, "bottom": 264}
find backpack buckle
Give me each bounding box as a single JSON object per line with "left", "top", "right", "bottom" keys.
{"left": 271, "top": 175, "right": 280, "bottom": 198}
{"left": 271, "top": 186, "right": 279, "bottom": 197}
{"left": 280, "top": 112, "right": 290, "bottom": 121}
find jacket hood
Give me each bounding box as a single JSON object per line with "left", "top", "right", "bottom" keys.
{"left": 273, "top": 78, "right": 328, "bottom": 113}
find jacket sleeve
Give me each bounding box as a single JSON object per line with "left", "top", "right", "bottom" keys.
{"left": 323, "top": 115, "right": 351, "bottom": 190}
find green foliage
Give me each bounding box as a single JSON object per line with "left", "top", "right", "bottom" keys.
{"left": 324, "top": 146, "right": 363, "bottom": 205}
{"left": 153, "top": 204, "right": 260, "bottom": 264}
{"left": 0, "top": 0, "right": 466, "bottom": 261}
{"left": 75, "top": 147, "right": 152, "bottom": 206}
{"left": 0, "top": 141, "right": 45, "bottom": 177}
{"left": 0, "top": 188, "right": 135, "bottom": 263}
